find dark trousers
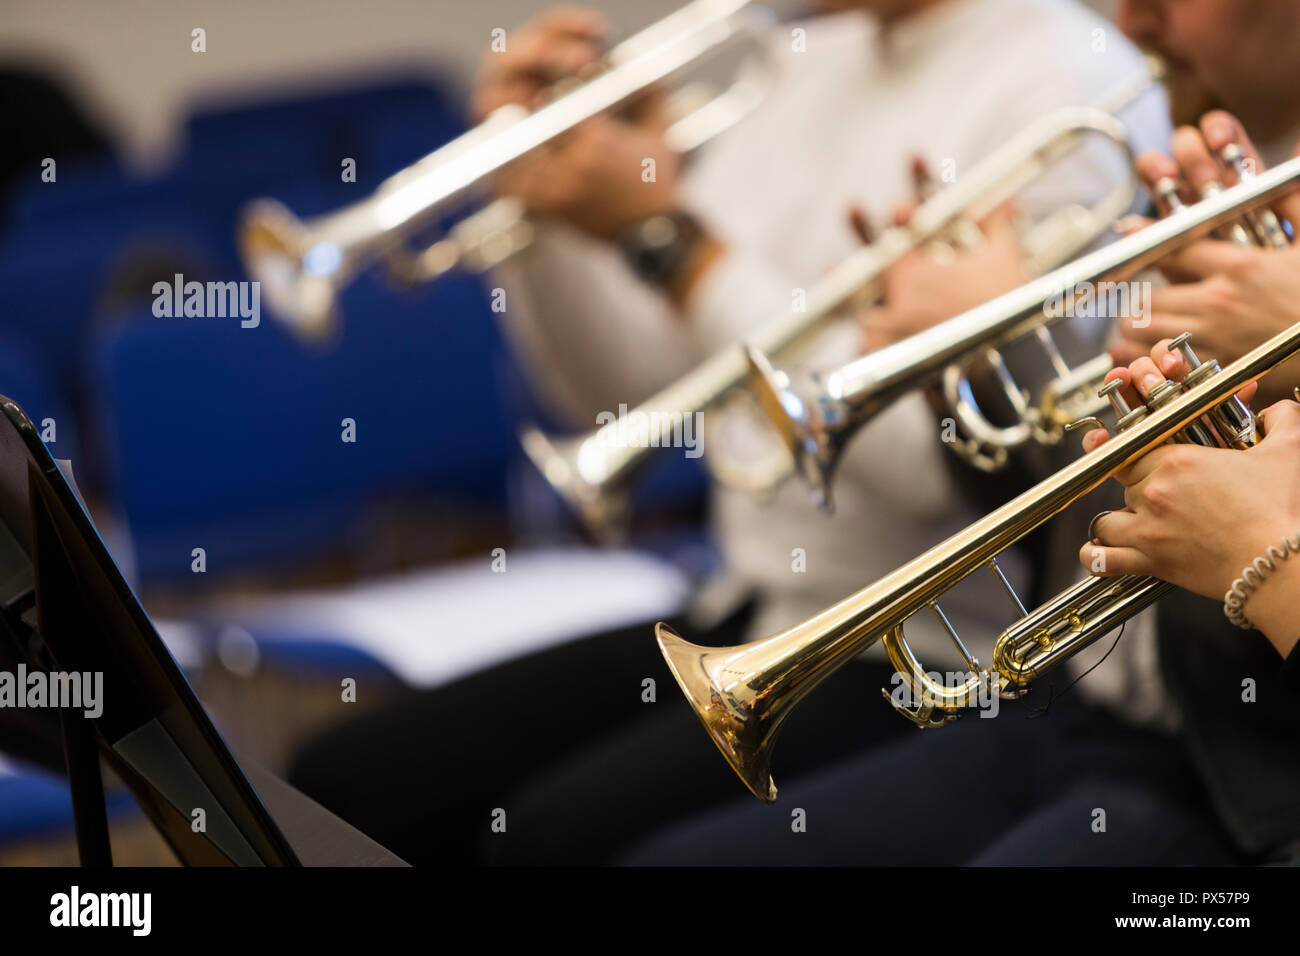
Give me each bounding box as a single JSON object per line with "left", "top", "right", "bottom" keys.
{"left": 290, "top": 609, "right": 1244, "bottom": 867}
{"left": 287, "top": 604, "right": 914, "bottom": 865}
{"left": 619, "top": 696, "right": 1244, "bottom": 866}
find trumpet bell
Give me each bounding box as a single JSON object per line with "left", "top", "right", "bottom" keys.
{"left": 743, "top": 343, "right": 852, "bottom": 512}
{"left": 655, "top": 623, "right": 779, "bottom": 803}
{"left": 238, "top": 199, "right": 342, "bottom": 342}
{"left": 518, "top": 425, "right": 628, "bottom": 544}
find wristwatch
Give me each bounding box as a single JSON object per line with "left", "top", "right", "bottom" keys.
{"left": 616, "top": 210, "right": 706, "bottom": 289}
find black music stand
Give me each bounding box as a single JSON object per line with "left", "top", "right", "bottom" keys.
{"left": 0, "top": 395, "right": 404, "bottom": 866}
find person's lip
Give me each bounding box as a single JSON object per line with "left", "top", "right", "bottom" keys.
{"left": 1155, "top": 51, "right": 1193, "bottom": 79}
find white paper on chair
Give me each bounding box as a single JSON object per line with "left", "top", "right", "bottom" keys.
{"left": 232, "top": 547, "right": 693, "bottom": 688}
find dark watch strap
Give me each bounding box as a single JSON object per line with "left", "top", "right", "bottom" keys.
{"left": 616, "top": 211, "right": 705, "bottom": 289}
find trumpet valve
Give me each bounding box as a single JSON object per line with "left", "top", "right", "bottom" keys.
{"left": 1168, "top": 333, "right": 1256, "bottom": 446}
{"left": 1098, "top": 378, "right": 1148, "bottom": 431}
{"left": 1170, "top": 331, "right": 1213, "bottom": 387}
{"left": 1218, "top": 143, "right": 1292, "bottom": 248}
{"left": 1153, "top": 176, "right": 1187, "bottom": 213}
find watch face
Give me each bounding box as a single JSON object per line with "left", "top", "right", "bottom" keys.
{"left": 621, "top": 212, "right": 700, "bottom": 287}
{"left": 640, "top": 215, "right": 680, "bottom": 249}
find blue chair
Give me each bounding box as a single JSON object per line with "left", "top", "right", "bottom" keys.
{"left": 0, "top": 73, "right": 473, "bottom": 499}
{"left": 91, "top": 266, "right": 515, "bottom": 586}
{"left": 182, "top": 76, "right": 466, "bottom": 190}
{"left": 1, "top": 74, "right": 467, "bottom": 367}
{"left": 0, "top": 765, "right": 80, "bottom": 844}
{"left": 0, "top": 330, "right": 78, "bottom": 464}
{"left": 0, "top": 760, "right": 136, "bottom": 849}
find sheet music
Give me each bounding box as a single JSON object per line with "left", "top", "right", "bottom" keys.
{"left": 228, "top": 547, "right": 693, "bottom": 687}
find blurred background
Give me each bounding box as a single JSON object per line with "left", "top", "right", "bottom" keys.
{"left": 0, "top": 0, "right": 1115, "bottom": 863}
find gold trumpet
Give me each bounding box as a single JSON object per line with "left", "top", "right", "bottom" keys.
{"left": 523, "top": 103, "right": 1143, "bottom": 539}
{"left": 238, "top": 0, "right": 777, "bottom": 341}
{"left": 657, "top": 155, "right": 1300, "bottom": 802}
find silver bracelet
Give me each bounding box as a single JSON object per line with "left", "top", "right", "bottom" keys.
{"left": 1223, "top": 532, "right": 1300, "bottom": 629}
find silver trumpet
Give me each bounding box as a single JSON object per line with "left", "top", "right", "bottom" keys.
{"left": 657, "top": 155, "right": 1300, "bottom": 802}
{"left": 748, "top": 144, "right": 1295, "bottom": 510}
{"left": 238, "top": 0, "right": 777, "bottom": 341}
{"left": 523, "top": 104, "right": 1141, "bottom": 539}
